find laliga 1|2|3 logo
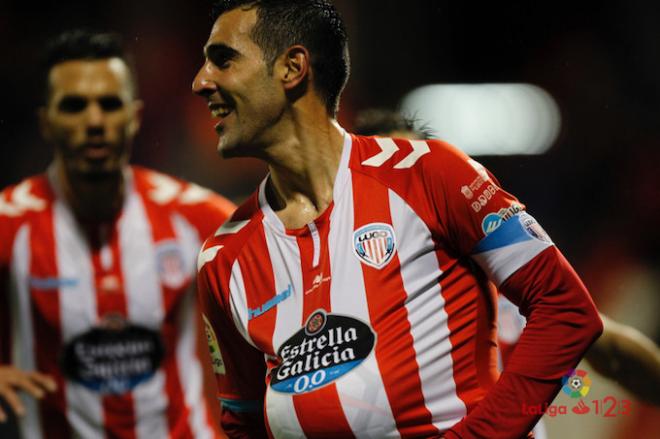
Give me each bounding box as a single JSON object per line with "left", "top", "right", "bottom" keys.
{"left": 521, "top": 369, "right": 633, "bottom": 418}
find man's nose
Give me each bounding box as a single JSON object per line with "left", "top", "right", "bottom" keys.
{"left": 85, "top": 101, "right": 105, "bottom": 127}
{"left": 192, "top": 62, "right": 217, "bottom": 96}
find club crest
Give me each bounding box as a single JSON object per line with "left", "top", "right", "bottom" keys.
{"left": 352, "top": 223, "right": 397, "bottom": 269}
{"left": 156, "top": 241, "right": 188, "bottom": 289}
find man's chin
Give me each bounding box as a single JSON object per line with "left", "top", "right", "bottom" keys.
{"left": 69, "top": 162, "right": 123, "bottom": 182}
{"left": 217, "top": 139, "right": 239, "bottom": 158}
{"left": 217, "top": 137, "right": 259, "bottom": 160}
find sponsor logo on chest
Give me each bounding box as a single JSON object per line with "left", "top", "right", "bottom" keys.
{"left": 270, "top": 309, "right": 375, "bottom": 394}
{"left": 60, "top": 315, "right": 164, "bottom": 394}
{"left": 352, "top": 222, "right": 397, "bottom": 269}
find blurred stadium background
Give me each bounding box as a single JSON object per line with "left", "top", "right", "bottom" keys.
{"left": 1, "top": 0, "right": 658, "bottom": 437}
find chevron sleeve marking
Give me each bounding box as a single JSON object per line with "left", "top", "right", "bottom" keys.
{"left": 149, "top": 173, "right": 182, "bottom": 204}
{"left": 0, "top": 181, "right": 46, "bottom": 217}
{"left": 394, "top": 140, "right": 431, "bottom": 169}
{"left": 361, "top": 138, "right": 399, "bottom": 167}
{"left": 197, "top": 245, "right": 224, "bottom": 272}
{"left": 215, "top": 220, "right": 250, "bottom": 236}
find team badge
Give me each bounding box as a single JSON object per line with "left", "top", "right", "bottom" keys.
{"left": 156, "top": 241, "right": 188, "bottom": 289}
{"left": 352, "top": 223, "right": 397, "bottom": 269}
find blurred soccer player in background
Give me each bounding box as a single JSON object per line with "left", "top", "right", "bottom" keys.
{"left": 354, "top": 107, "right": 660, "bottom": 409}
{"left": 192, "top": 1, "right": 603, "bottom": 438}
{"left": 0, "top": 30, "right": 232, "bottom": 438}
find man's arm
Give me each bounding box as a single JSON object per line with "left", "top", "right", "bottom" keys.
{"left": 417, "top": 143, "right": 602, "bottom": 438}
{"left": 586, "top": 314, "right": 660, "bottom": 406}
{"left": 197, "top": 257, "right": 268, "bottom": 438}
{"left": 445, "top": 245, "right": 602, "bottom": 438}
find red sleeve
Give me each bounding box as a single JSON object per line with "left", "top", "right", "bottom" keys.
{"left": 0, "top": 194, "right": 16, "bottom": 364}
{"left": 445, "top": 247, "right": 603, "bottom": 438}
{"left": 422, "top": 141, "right": 524, "bottom": 256}
{"left": 197, "top": 250, "right": 268, "bottom": 438}
{"left": 409, "top": 143, "right": 602, "bottom": 437}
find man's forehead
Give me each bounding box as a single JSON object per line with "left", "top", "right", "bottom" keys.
{"left": 49, "top": 58, "right": 131, "bottom": 94}
{"left": 205, "top": 7, "right": 258, "bottom": 53}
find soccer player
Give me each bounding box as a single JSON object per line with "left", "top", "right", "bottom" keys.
{"left": 192, "top": 1, "right": 603, "bottom": 438}
{"left": 0, "top": 30, "right": 233, "bottom": 438}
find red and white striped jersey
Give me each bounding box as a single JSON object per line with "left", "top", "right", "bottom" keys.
{"left": 197, "top": 133, "right": 601, "bottom": 438}
{"left": 0, "top": 165, "right": 234, "bottom": 439}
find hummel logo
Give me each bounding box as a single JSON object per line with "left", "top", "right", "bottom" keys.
{"left": 304, "top": 273, "right": 331, "bottom": 295}
{"left": 29, "top": 276, "right": 78, "bottom": 290}
{"left": 248, "top": 284, "right": 293, "bottom": 320}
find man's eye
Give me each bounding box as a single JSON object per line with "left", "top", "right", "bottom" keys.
{"left": 211, "top": 56, "right": 231, "bottom": 70}
{"left": 99, "top": 96, "right": 124, "bottom": 111}
{"left": 58, "top": 97, "right": 87, "bottom": 113}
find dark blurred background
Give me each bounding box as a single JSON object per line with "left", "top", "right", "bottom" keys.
{"left": 1, "top": 1, "right": 658, "bottom": 435}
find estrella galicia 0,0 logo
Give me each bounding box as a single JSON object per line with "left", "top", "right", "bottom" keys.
{"left": 270, "top": 309, "right": 375, "bottom": 394}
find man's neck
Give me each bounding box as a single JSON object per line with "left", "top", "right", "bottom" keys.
{"left": 57, "top": 163, "right": 125, "bottom": 225}
{"left": 264, "top": 117, "right": 345, "bottom": 230}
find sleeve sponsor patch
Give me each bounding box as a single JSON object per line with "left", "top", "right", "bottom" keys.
{"left": 203, "top": 314, "right": 226, "bottom": 375}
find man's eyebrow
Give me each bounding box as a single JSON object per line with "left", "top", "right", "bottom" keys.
{"left": 204, "top": 43, "right": 240, "bottom": 60}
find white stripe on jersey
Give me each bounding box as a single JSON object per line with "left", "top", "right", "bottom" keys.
{"left": 260, "top": 194, "right": 306, "bottom": 438}
{"left": 328, "top": 173, "right": 399, "bottom": 439}
{"left": 172, "top": 212, "right": 214, "bottom": 437}
{"left": 265, "top": 387, "right": 306, "bottom": 439}
{"left": 388, "top": 189, "right": 466, "bottom": 428}
{"left": 228, "top": 261, "right": 258, "bottom": 348}
{"left": 53, "top": 200, "right": 105, "bottom": 437}
{"left": 121, "top": 191, "right": 165, "bottom": 329}
{"left": 172, "top": 213, "right": 202, "bottom": 274}
{"left": 65, "top": 385, "right": 104, "bottom": 439}
{"left": 260, "top": 203, "right": 305, "bottom": 353}
{"left": 133, "top": 372, "right": 169, "bottom": 439}
{"left": 176, "top": 292, "right": 214, "bottom": 439}
{"left": 11, "top": 225, "right": 44, "bottom": 439}
{"left": 119, "top": 191, "right": 170, "bottom": 439}
{"left": 54, "top": 200, "right": 97, "bottom": 341}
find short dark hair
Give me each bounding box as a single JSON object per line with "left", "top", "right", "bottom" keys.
{"left": 211, "top": 0, "right": 350, "bottom": 116}
{"left": 41, "top": 29, "right": 137, "bottom": 103}
{"left": 354, "top": 108, "right": 432, "bottom": 139}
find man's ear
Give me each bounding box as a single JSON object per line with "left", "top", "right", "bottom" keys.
{"left": 128, "top": 99, "right": 144, "bottom": 137}
{"left": 278, "top": 45, "right": 310, "bottom": 91}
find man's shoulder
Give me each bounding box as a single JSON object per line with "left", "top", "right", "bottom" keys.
{"left": 348, "top": 134, "right": 464, "bottom": 182}
{"left": 0, "top": 173, "right": 52, "bottom": 263}
{"left": 197, "top": 191, "right": 263, "bottom": 274}
{"left": 0, "top": 173, "right": 53, "bottom": 222}
{"left": 131, "top": 165, "right": 235, "bottom": 218}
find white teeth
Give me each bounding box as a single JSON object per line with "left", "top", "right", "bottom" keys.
{"left": 210, "top": 106, "right": 232, "bottom": 118}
